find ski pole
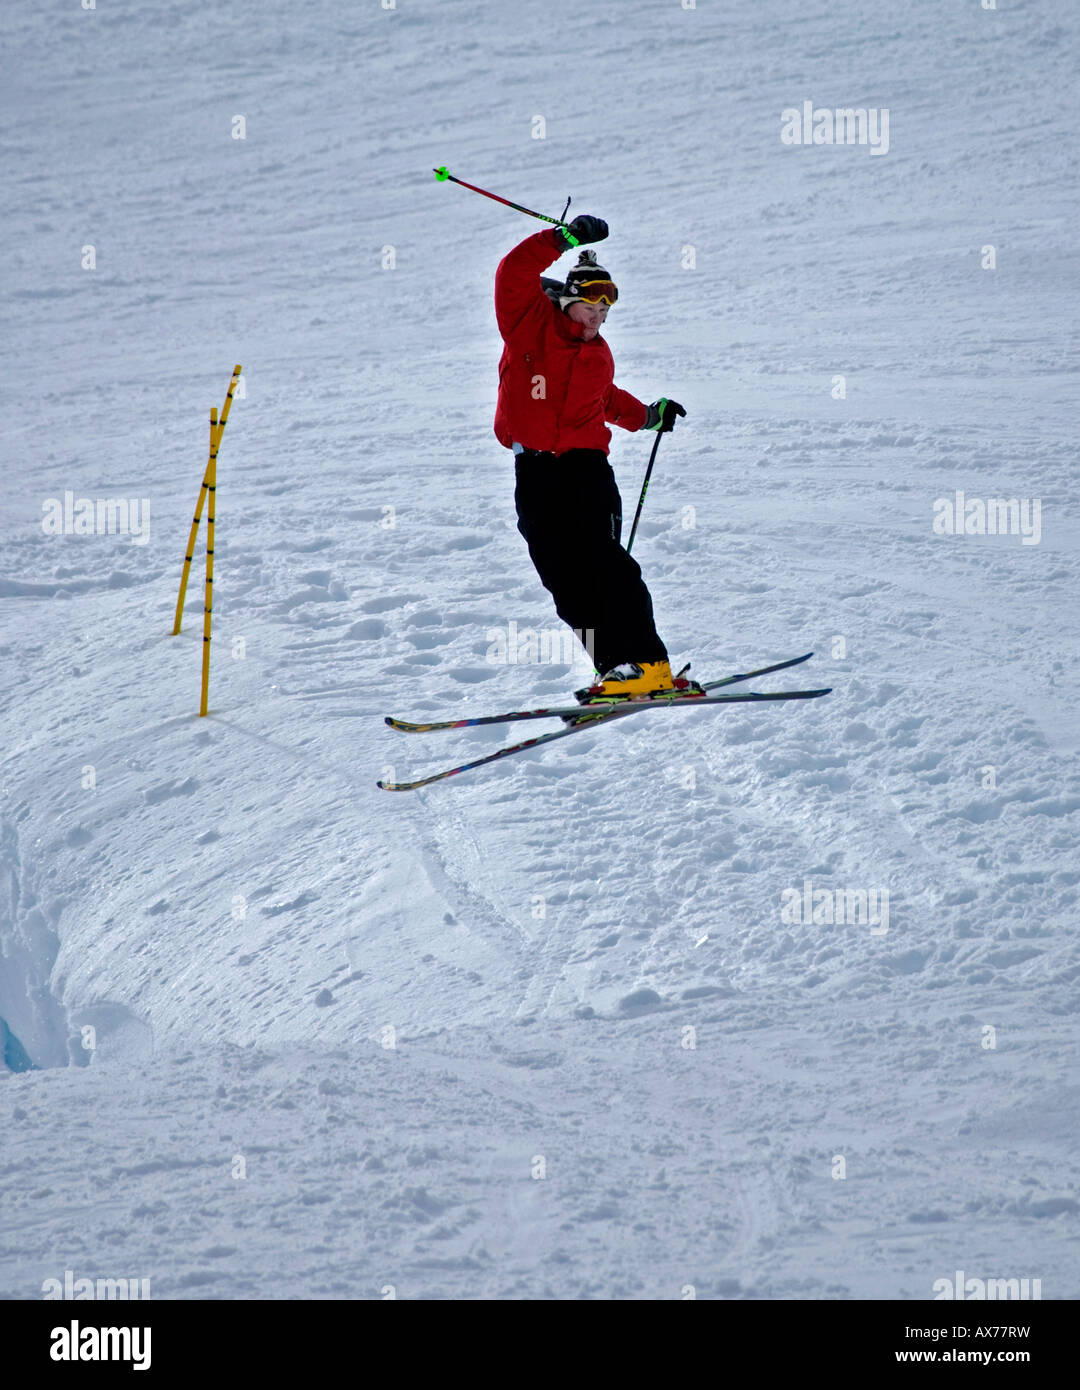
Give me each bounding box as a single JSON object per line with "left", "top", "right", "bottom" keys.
{"left": 433, "top": 167, "right": 572, "bottom": 231}
{"left": 626, "top": 430, "right": 663, "bottom": 556}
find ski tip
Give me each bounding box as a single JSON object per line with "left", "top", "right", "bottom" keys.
{"left": 385, "top": 715, "right": 420, "bottom": 730}
{"left": 386, "top": 716, "right": 436, "bottom": 732}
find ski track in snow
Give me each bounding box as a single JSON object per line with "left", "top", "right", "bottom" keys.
{"left": 1, "top": 0, "right": 1078, "bottom": 1299}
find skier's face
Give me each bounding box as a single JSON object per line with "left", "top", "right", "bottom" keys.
{"left": 568, "top": 300, "right": 608, "bottom": 339}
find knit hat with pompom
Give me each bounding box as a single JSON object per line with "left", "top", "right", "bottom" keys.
{"left": 557, "top": 249, "right": 617, "bottom": 313}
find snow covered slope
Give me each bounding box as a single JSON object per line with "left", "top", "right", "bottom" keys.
{"left": 1, "top": 0, "right": 1077, "bottom": 1298}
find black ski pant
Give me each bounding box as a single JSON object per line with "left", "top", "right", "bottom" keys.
{"left": 513, "top": 447, "right": 668, "bottom": 676}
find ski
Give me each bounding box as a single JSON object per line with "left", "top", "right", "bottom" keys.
{"left": 386, "top": 651, "right": 816, "bottom": 733}
{"left": 377, "top": 686, "right": 831, "bottom": 791}
{"left": 378, "top": 703, "right": 641, "bottom": 791}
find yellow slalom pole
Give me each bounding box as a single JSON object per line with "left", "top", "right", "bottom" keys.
{"left": 217, "top": 362, "right": 242, "bottom": 434}
{"left": 199, "top": 409, "right": 218, "bottom": 716}
{"left": 172, "top": 365, "right": 241, "bottom": 635}
{"left": 173, "top": 442, "right": 212, "bottom": 636}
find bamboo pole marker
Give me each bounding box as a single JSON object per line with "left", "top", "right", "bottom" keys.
{"left": 199, "top": 409, "right": 218, "bottom": 716}
{"left": 173, "top": 364, "right": 241, "bottom": 636}
{"left": 172, "top": 425, "right": 213, "bottom": 637}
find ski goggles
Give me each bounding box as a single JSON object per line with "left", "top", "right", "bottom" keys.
{"left": 571, "top": 278, "right": 618, "bottom": 306}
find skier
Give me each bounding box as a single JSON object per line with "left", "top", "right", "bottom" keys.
{"left": 493, "top": 214, "right": 701, "bottom": 703}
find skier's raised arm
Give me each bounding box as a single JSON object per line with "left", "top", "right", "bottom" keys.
{"left": 494, "top": 228, "right": 565, "bottom": 343}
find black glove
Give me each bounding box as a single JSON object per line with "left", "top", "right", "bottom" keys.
{"left": 643, "top": 398, "right": 687, "bottom": 433}
{"left": 554, "top": 215, "right": 608, "bottom": 251}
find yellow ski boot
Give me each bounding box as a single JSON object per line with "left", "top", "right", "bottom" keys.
{"left": 574, "top": 660, "right": 704, "bottom": 704}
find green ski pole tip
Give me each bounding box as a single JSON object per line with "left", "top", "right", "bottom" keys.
{"left": 433, "top": 166, "right": 450, "bottom": 181}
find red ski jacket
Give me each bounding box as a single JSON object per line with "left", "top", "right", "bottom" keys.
{"left": 493, "top": 228, "right": 648, "bottom": 455}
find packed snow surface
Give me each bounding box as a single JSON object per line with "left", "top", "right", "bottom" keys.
{"left": 1, "top": 0, "right": 1077, "bottom": 1299}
